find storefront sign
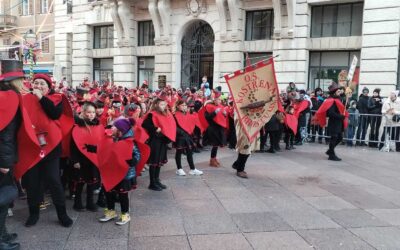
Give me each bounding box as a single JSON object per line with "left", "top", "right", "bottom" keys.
{"left": 347, "top": 55, "right": 358, "bottom": 82}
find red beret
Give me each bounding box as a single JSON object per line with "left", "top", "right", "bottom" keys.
{"left": 33, "top": 74, "right": 53, "bottom": 89}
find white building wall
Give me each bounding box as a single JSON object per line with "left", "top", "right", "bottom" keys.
{"left": 53, "top": 0, "right": 400, "bottom": 95}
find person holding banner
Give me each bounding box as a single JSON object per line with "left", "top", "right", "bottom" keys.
{"left": 315, "top": 82, "right": 348, "bottom": 161}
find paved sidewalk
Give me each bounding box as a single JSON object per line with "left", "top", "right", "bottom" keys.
{"left": 7, "top": 144, "right": 400, "bottom": 250}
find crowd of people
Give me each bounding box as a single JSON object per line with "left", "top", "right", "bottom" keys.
{"left": 1, "top": 58, "right": 400, "bottom": 250}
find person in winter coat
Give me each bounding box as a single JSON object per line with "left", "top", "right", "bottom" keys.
{"left": 367, "top": 88, "right": 383, "bottom": 147}
{"left": 346, "top": 100, "right": 359, "bottom": 146}
{"left": 98, "top": 118, "right": 140, "bottom": 225}
{"left": 355, "top": 87, "right": 370, "bottom": 146}
{"left": 263, "top": 113, "right": 282, "bottom": 153}
{"left": 379, "top": 91, "right": 400, "bottom": 151}
{"left": 309, "top": 88, "right": 324, "bottom": 143}
{"left": 0, "top": 60, "right": 24, "bottom": 250}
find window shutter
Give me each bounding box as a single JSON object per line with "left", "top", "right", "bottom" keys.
{"left": 28, "top": 0, "right": 33, "bottom": 15}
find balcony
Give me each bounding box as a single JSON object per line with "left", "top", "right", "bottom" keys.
{"left": 0, "top": 15, "right": 17, "bottom": 30}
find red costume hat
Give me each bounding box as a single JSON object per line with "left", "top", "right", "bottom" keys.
{"left": 0, "top": 60, "right": 24, "bottom": 82}
{"left": 33, "top": 73, "right": 53, "bottom": 89}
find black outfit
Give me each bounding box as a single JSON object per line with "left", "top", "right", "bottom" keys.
{"left": 21, "top": 95, "right": 72, "bottom": 228}
{"left": 284, "top": 127, "right": 295, "bottom": 150}
{"left": 227, "top": 115, "right": 236, "bottom": 149}
{"left": 326, "top": 97, "right": 345, "bottom": 160}
{"left": 70, "top": 117, "right": 101, "bottom": 211}
{"left": 0, "top": 101, "right": 20, "bottom": 250}
{"left": 142, "top": 113, "right": 171, "bottom": 191}
{"left": 264, "top": 115, "right": 281, "bottom": 152}
{"left": 205, "top": 108, "right": 226, "bottom": 159}
{"left": 355, "top": 95, "right": 370, "bottom": 145}
{"left": 367, "top": 96, "right": 383, "bottom": 147}
{"left": 174, "top": 113, "right": 195, "bottom": 171}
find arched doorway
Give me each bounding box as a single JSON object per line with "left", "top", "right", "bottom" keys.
{"left": 181, "top": 21, "right": 214, "bottom": 90}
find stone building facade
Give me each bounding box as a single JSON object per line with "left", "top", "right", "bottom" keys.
{"left": 0, "top": 0, "right": 55, "bottom": 74}
{"left": 54, "top": 0, "right": 400, "bottom": 95}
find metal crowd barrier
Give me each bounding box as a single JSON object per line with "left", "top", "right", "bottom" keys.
{"left": 304, "top": 111, "right": 400, "bottom": 152}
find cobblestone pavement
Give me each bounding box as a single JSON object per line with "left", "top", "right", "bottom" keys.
{"left": 6, "top": 144, "right": 400, "bottom": 250}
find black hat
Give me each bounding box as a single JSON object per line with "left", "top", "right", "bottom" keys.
{"left": 362, "top": 87, "right": 369, "bottom": 93}
{"left": 328, "top": 82, "right": 339, "bottom": 94}
{"left": 373, "top": 88, "right": 381, "bottom": 94}
{"left": 0, "top": 60, "right": 24, "bottom": 82}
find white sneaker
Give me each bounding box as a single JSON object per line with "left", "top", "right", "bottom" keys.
{"left": 189, "top": 169, "right": 203, "bottom": 176}
{"left": 115, "top": 213, "right": 130, "bottom": 225}
{"left": 99, "top": 209, "right": 118, "bottom": 222}
{"left": 176, "top": 169, "right": 186, "bottom": 176}
{"left": 7, "top": 208, "right": 13, "bottom": 217}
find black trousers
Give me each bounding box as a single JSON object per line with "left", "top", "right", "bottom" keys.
{"left": 369, "top": 116, "right": 382, "bottom": 146}
{"left": 266, "top": 131, "right": 280, "bottom": 150}
{"left": 22, "top": 157, "right": 66, "bottom": 208}
{"left": 106, "top": 192, "right": 129, "bottom": 213}
{"left": 0, "top": 205, "right": 8, "bottom": 242}
{"left": 356, "top": 116, "right": 370, "bottom": 142}
{"left": 328, "top": 133, "right": 343, "bottom": 155}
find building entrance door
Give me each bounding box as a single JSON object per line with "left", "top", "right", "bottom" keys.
{"left": 181, "top": 21, "right": 214, "bottom": 90}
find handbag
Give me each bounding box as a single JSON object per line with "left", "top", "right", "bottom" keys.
{"left": 0, "top": 174, "right": 18, "bottom": 207}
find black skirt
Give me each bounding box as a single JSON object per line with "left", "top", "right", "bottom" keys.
{"left": 147, "top": 135, "right": 169, "bottom": 167}
{"left": 206, "top": 124, "right": 226, "bottom": 147}
{"left": 110, "top": 178, "right": 136, "bottom": 193}
{"left": 175, "top": 128, "right": 195, "bottom": 150}
{"left": 72, "top": 157, "right": 100, "bottom": 185}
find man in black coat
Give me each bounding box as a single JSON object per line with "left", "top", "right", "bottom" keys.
{"left": 0, "top": 60, "right": 24, "bottom": 250}
{"left": 367, "top": 88, "right": 383, "bottom": 147}
{"left": 355, "top": 87, "right": 370, "bottom": 146}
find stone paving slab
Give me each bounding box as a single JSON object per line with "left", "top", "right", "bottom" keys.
{"left": 297, "top": 228, "right": 375, "bottom": 250}
{"left": 5, "top": 144, "right": 400, "bottom": 249}
{"left": 244, "top": 231, "right": 313, "bottom": 250}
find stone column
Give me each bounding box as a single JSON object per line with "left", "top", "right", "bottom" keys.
{"left": 113, "top": 0, "right": 136, "bottom": 87}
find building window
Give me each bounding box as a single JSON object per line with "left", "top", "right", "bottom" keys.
{"left": 138, "top": 57, "right": 154, "bottom": 88}
{"left": 138, "top": 21, "right": 155, "bottom": 46}
{"left": 245, "top": 10, "right": 274, "bottom": 41}
{"left": 243, "top": 52, "right": 273, "bottom": 67}
{"left": 93, "top": 26, "right": 114, "bottom": 49}
{"left": 308, "top": 51, "right": 360, "bottom": 91}
{"left": 93, "top": 58, "right": 113, "bottom": 84}
{"left": 41, "top": 0, "right": 48, "bottom": 13}
{"left": 22, "top": 0, "right": 32, "bottom": 16}
{"left": 311, "top": 3, "right": 363, "bottom": 38}
{"left": 40, "top": 33, "right": 50, "bottom": 53}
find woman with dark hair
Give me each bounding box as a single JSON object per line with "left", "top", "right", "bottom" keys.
{"left": 21, "top": 74, "right": 73, "bottom": 227}
{"left": 0, "top": 60, "right": 25, "bottom": 250}
{"left": 142, "top": 98, "right": 176, "bottom": 191}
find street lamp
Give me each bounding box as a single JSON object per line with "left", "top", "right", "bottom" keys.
{"left": 23, "top": 29, "right": 37, "bottom": 79}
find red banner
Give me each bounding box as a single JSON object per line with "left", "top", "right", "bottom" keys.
{"left": 224, "top": 59, "right": 279, "bottom": 143}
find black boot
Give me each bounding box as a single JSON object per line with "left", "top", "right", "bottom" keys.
{"left": 0, "top": 242, "right": 20, "bottom": 250}
{"left": 73, "top": 184, "right": 85, "bottom": 212}
{"left": 266, "top": 148, "right": 275, "bottom": 153}
{"left": 86, "top": 185, "right": 98, "bottom": 212}
{"left": 25, "top": 206, "right": 39, "bottom": 227}
{"left": 1, "top": 233, "right": 18, "bottom": 243}
{"left": 154, "top": 167, "right": 167, "bottom": 189}
{"left": 328, "top": 154, "right": 342, "bottom": 161}
{"left": 55, "top": 205, "right": 73, "bottom": 228}
{"left": 148, "top": 166, "right": 162, "bottom": 191}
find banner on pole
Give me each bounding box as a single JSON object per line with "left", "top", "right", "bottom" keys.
{"left": 224, "top": 59, "right": 279, "bottom": 143}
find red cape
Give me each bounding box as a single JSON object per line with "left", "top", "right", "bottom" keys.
{"left": 133, "top": 118, "right": 150, "bottom": 175}
{"left": 175, "top": 111, "right": 196, "bottom": 135}
{"left": 72, "top": 124, "right": 105, "bottom": 167}
{"left": 14, "top": 95, "right": 41, "bottom": 179}
{"left": 206, "top": 104, "right": 227, "bottom": 128}
{"left": 151, "top": 111, "right": 177, "bottom": 142}
{"left": 0, "top": 91, "right": 19, "bottom": 131}
{"left": 16, "top": 94, "right": 63, "bottom": 177}
{"left": 98, "top": 137, "right": 134, "bottom": 192}
{"left": 284, "top": 114, "right": 298, "bottom": 135}
{"left": 192, "top": 112, "right": 205, "bottom": 133}
{"left": 293, "top": 100, "right": 310, "bottom": 119}
{"left": 197, "top": 107, "right": 209, "bottom": 132}
{"left": 315, "top": 98, "right": 349, "bottom": 128}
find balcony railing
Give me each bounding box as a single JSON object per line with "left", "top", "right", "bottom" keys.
{"left": 0, "top": 15, "right": 17, "bottom": 29}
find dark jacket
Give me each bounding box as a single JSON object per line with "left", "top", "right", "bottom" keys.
{"left": 327, "top": 97, "right": 345, "bottom": 135}
{"left": 0, "top": 105, "right": 21, "bottom": 188}
{"left": 356, "top": 95, "right": 370, "bottom": 114}
{"left": 265, "top": 115, "right": 280, "bottom": 132}
{"left": 367, "top": 96, "right": 383, "bottom": 114}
